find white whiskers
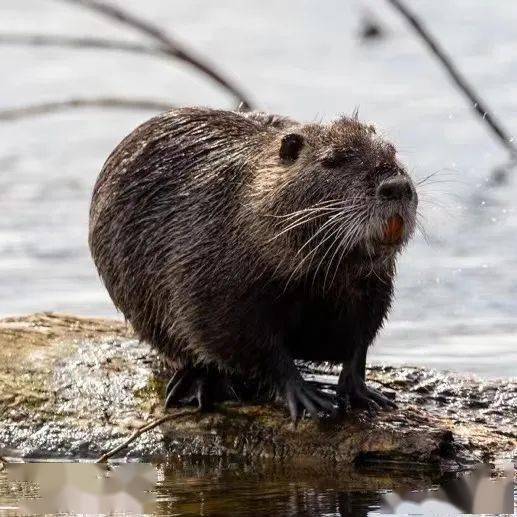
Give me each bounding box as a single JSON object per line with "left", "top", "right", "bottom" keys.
{"left": 269, "top": 197, "right": 372, "bottom": 292}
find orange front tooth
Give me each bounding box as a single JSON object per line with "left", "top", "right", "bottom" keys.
{"left": 384, "top": 215, "right": 404, "bottom": 243}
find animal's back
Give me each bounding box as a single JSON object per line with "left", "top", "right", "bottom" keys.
{"left": 89, "top": 108, "right": 277, "bottom": 349}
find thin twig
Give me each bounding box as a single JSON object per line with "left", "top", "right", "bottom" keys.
{"left": 0, "top": 33, "right": 164, "bottom": 56}
{"left": 55, "top": 0, "right": 252, "bottom": 110}
{"left": 0, "top": 97, "right": 173, "bottom": 121}
{"left": 386, "top": 0, "right": 517, "bottom": 157}
{"left": 95, "top": 409, "right": 198, "bottom": 463}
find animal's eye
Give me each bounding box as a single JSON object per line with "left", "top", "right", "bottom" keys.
{"left": 279, "top": 133, "right": 304, "bottom": 162}
{"left": 321, "top": 151, "right": 355, "bottom": 168}
{"left": 321, "top": 155, "right": 339, "bottom": 168}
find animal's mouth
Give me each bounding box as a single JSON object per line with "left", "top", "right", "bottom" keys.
{"left": 379, "top": 214, "right": 405, "bottom": 246}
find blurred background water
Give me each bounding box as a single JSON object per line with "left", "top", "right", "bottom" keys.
{"left": 1, "top": 0, "right": 516, "bottom": 377}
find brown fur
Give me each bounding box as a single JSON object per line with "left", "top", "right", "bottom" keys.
{"left": 89, "top": 107, "right": 418, "bottom": 418}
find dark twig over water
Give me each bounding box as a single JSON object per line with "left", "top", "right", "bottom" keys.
{"left": 386, "top": 0, "right": 517, "bottom": 158}
{"left": 0, "top": 33, "right": 169, "bottom": 57}
{"left": 54, "top": 0, "right": 252, "bottom": 110}
{"left": 0, "top": 98, "right": 173, "bottom": 121}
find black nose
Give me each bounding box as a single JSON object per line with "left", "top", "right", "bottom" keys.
{"left": 377, "top": 177, "right": 413, "bottom": 201}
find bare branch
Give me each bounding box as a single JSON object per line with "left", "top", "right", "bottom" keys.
{"left": 0, "top": 97, "right": 173, "bottom": 121}
{"left": 386, "top": 0, "right": 517, "bottom": 158}
{"left": 0, "top": 33, "right": 163, "bottom": 57}
{"left": 54, "top": 0, "right": 253, "bottom": 110}
{"left": 95, "top": 409, "right": 197, "bottom": 463}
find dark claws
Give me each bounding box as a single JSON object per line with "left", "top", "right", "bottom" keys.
{"left": 165, "top": 368, "right": 234, "bottom": 411}
{"left": 337, "top": 374, "right": 396, "bottom": 413}
{"left": 165, "top": 370, "right": 182, "bottom": 397}
{"left": 285, "top": 379, "right": 337, "bottom": 424}
{"left": 305, "top": 388, "right": 337, "bottom": 414}
{"left": 364, "top": 385, "right": 397, "bottom": 409}
{"left": 297, "top": 391, "right": 320, "bottom": 421}
{"left": 194, "top": 377, "right": 212, "bottom": 411}
{"left": 165, "top": 369, "right": 193, "bottom": 408}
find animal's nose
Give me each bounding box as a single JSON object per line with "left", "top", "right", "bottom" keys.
{"left": 377, "top": 177, "right": 413, "bottom": 201}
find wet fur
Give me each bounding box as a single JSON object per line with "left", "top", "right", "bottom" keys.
{"left": 89, "top": 107, "right": 417, "bottom": 397}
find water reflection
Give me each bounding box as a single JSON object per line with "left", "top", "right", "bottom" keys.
{"left": 155, "top": 458, "right": 390, "bottom": 516}
{"left": 5, "top": 459, "right": 512, "bottom": 516}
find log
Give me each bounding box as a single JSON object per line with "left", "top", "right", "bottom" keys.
{"left": 0, "top": 313, "right": 515, "bottom": 470}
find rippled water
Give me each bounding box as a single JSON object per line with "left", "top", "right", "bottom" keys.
{"left": 1, "top": 0, "right": 516, "bottom": 377}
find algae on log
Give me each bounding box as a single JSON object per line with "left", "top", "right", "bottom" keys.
{"left": 0, "top": 313, "right": 515, "bottom": 468}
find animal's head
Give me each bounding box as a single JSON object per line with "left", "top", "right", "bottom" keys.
{"left": 250, "top": 115, "right": 418, "bottom": 282}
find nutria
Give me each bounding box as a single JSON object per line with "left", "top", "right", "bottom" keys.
{"left": 89, "top": 107, "right": 418, "bottom": 422}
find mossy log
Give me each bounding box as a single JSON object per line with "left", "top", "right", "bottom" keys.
{"left": 0, "top": 313, "right": 515, "bottom": 470}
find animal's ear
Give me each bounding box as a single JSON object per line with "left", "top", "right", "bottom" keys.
{"left": 279, "top": 133, "right": 304, "bottom": 162}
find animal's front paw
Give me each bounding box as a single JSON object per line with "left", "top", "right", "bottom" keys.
{"left": 337, "top": 374, "right": 396, "bottom": 413}
{"left": 283, "top": 378, "right": 337, "bottom": 424}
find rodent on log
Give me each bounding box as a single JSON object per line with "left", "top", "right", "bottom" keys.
{"left": 89, "top": 107, "right": 418, "bottom": 423}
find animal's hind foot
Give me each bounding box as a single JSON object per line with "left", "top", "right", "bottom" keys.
{"left": 164, "top": 366, "right": 237, "bottom": 411}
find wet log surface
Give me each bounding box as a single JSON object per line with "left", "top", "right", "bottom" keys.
{"left": 0, "top": 313, "right": 515, "bottom": 470}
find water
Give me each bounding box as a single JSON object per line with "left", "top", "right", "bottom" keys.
{"left": 2, "top": 460, "right": 514, "bottom": 515}
{"left": 1, "top": 0, "right": 516, "bottom": 378}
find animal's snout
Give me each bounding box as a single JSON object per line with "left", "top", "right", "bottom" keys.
{"left": 377, "top": 177, "right": 413, "bottom": 202}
